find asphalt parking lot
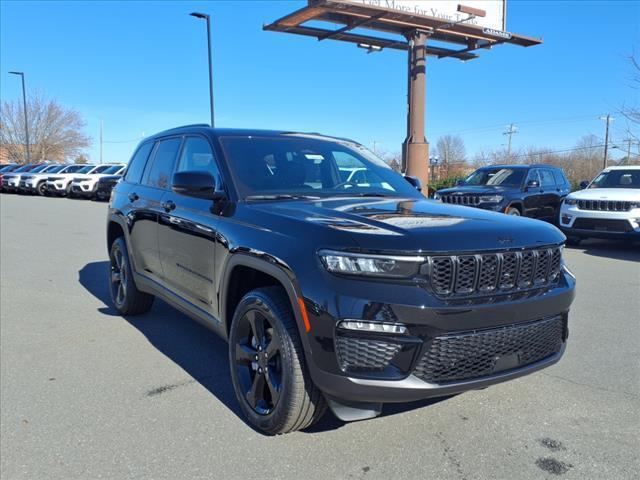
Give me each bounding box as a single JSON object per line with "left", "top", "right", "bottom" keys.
{"left": 1, "top": 194, "right": 638, "bottom": 480}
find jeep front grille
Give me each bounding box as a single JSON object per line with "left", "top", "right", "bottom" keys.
{"left": 577, "top": 199, "right": 632, "bottom": 212}
{"left": 413, "top": 315, "right": 565, "bottom": 383}
{"left": 440, "top": 195, "right": 480, "bottom": 206}
{"left": 427, "top": 247, "right": 562, "bottom": 297}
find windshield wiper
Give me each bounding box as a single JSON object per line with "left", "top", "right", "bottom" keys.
{"left": 332, "top": 192, "right": 393, "bottom": 198}
{"left": 245, "top": 194, "right": 321, "bottom": 201}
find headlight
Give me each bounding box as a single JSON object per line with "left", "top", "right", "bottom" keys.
{"left": 433, "top": 192, "right": 441, "bottom": 201}
{"left": 478, "top": 195, "right": 503, "bottom": 203}
{"left": 318, "top": 250, "right": 425, "bottom": 278}
{"left": 564, "top": 198, "right": 578, "bottom": 206}
{"left": 629, "top": 201, "right": 640, "bottom": 209}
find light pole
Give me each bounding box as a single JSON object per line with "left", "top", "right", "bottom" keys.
{"left": 190, "top": 12, "right": 215, "bottom": 128}
{"left": 8, "top": 71, "right": 30, "bottom": 162}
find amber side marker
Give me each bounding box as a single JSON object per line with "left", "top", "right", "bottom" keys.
{"left": 297, "top": 298, "right": 311, "bottom": 332}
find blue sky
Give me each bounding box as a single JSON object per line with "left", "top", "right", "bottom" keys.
{"left": 1, "top": 0, "right": 638, "bottom": 163}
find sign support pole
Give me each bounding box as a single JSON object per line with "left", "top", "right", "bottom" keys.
{"left": 402, "top": 30, "right": 430, "bottom": 191}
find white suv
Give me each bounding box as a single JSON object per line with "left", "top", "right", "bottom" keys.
{"left": 69, "top": 164, "right": 125, "bottom": 198}
{"left": 46, "top": 164, "right": 108, "bottom": 196}
{"left": 559, "top": 166, "right": 640, "bottom": 244}
{"left": 22, "top": 164, "right": 85, "bottom": 195}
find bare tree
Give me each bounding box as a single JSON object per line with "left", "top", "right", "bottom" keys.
{"left": 619, "top": 50, "right": 639, "bottom": 141}
{"left": 436, "top": 135, "right": 466, "bottom": 176}
{"left": 0, "top": 93, "right": 91, "bottom": 163}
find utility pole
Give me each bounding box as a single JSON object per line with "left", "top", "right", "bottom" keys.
{"left": 8, "top": 71, "right": 30, "bottom": 163}
{"left": 99, "top": 119, "right": 103, "bottom": 164}
{"left": 600, "top": 115, "right": 614, "bottom": 169}
{"left": 623, "top": 137, "right": 633, "bottom": 164}
{"left": 503, "top": 124, "right": 518, "bottom": 160}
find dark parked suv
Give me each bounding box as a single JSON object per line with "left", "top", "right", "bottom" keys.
{"left": 107, "top": 126, "right": 575, "bottom": 434}
{"left": 436, "top": 165, "right": 571, "bottom": 221}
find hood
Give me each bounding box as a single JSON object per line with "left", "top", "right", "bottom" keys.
{"left": 245, "top": 196, "right": 564, "bottom": 253}
{"left": 436, "top": 185, "right": 518, "bottom": 195}
{"left": 567, "top": 188, "right": 640, "bottom": 201}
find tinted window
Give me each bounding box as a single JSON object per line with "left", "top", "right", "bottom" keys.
{"left": 175, "top": 136, "right": 219, "bottom": 179}
{"left": 45, "top": 165, "right": 66, "bottom": 173}
{"left": 144, "top": 138, "right": 182, "bottom": 189}
{"left": 60, "top": 165, "right": 85, "bottom": 174}
{"left": 124, "top": 142, "right": 154, "bottom": 184}
{"left": 551, "top": 169, "right": 567, "bottom": 187}
{"left": 540, "top": 169, "right": 555, "bottom": 187}
{"left": 102, "top": 165, "right": 123, "bottom": 174}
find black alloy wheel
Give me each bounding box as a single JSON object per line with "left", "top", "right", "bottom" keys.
{"left": 233, "top": 309, "right": 283, "bottom": 415}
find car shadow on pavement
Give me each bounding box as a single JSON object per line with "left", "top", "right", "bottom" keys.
{"left": 79, "top": 261, "right": 454, "bottom": 434}
{"left": 565, "top": 239, "right": 640, "bottom": 261}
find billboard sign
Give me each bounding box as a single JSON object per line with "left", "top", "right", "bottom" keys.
{"left": 331, "top": 1, "right": 507, "bottom": 32}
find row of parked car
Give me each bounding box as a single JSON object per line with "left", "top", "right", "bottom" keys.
{"left": 0, "top": 162, "right": 124, "bottom": 200}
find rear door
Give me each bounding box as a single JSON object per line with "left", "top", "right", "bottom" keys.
{"left": 126, "top": 137, "right": 182, "bottom": 283}
{"left": 157, "top": 135, "right": 221, "bottom": 317}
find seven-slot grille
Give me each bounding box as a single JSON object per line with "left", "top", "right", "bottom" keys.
{"left": 577, "top": 199, "right": 633, "bottom": 212}
{"left": 428, "top": 247, "right": 562, "bottom": 297}
{"left": 440, "top": 195, "right": 480, "bottom": 206}
{"left": 412, "top": 315, "right": 565, "bottom": 383}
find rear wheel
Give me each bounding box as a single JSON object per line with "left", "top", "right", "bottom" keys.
{"left": 109, "top": 237, "right": 154, "bottom": 315}
{"left": 229, "top": 287, "right": 326, "bottom": 434}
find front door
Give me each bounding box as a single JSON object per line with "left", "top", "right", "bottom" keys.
{"left": 157, "top": 135, "right": 221, "bottom": 318}
{"left": 522, "top": 169, "right": 542, "bottom": 218}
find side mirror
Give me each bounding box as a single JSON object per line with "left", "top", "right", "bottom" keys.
{"left": 404, "top": 175, "right": 422, "bottom": 192}
{"left": 455, "top": 179, "right": 464, "bottom": 186}
{"left": 526, "top": 179, "right": 540, "bottom": 190}
{"left": 579, "top": 180, "right": 589, "bottom": 190}
{"left": 172, "top": 170, "right": 224, "bottom": 200}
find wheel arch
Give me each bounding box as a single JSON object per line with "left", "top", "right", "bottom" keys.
{"left": 220, "top": 253, "right": 308, "bottom": 343}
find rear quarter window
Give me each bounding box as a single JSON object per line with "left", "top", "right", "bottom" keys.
{"left": 124, "top": 142, "right": 154, "bottom": 184}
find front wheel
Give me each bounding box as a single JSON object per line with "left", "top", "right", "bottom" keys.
{"left": 506, "top": 206, "right": 521, "bottom": 216}
{"left": 37, "top": 182, "right": 47, "bottom": 196}
{"left": 229, "top": 287, "right": 326, "bottom": 434}
{"left": 109, "top": 237, "right": 154, "bottom": 315}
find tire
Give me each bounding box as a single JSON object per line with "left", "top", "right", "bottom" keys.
{"left": 229, "top": 287, "right": 326, "bottom": 434}
{"left": 65, "top": 183, "right": 73, "bottom": 197}
{"left": 506, "top": 206, "right": 521, "bottom": 216}
{"left": 37, "top": 182, "right": 47, "bottom": 196}
{"left": 108, "top": 237, "right": 154, "bottom": 315}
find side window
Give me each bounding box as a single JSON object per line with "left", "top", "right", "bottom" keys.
{"left": 540, "top": 169, "right": 555, "bottom": 188}
{"left": 552, "top": 169, "right": 567, "bottom": 187}
{"left": 175, "top": 136, "right": 220, "bottom": 180}
{"left": 525, "top": 169, "right": 540, "bottom": 185}
{"left": 124, "top": 142, "right": 154, "bottom": 184}
{"left": 143, "top": 138, "right": 182, "bottom": 189}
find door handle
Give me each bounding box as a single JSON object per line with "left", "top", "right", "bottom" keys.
{"left": 161, "top": 200, "right": 176, "bottom": 212}
{"left": 128, "top": 192, "right": 139, "bottom": 202}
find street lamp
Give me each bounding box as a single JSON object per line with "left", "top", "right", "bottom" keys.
{"left": 8, "top": 71, "right": 30, "bottom": 162}
{"left": 190, "top": 12, "right": 215, "bottom": 128}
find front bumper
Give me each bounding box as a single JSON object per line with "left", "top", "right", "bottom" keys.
{"left": 70, "top": 182, "right": 97, "bottom": 197}
{"left": 560, "top": 205, "right": 640, "bottom": 240}
{"left": 299, "top": 268, "right": 575, "bottom": 404}
{"left": 46, "top": 180, "right": 70, "bottom": 194}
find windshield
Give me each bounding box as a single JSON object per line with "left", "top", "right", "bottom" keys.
{"left": 45, "top": 165, "right": 66, "bottom": 173}
{"left": 76, "top": 165, "right": 96, "bottom": 174}
{"left": 102, "top": 165, "right": 123, "bottom": 174}
{"left": 589, "top": 169, "right": 640, "bottom": 189}
{"left": 29, "top": 164, "right": 50, "bottom": 173}
{"left": 463, "top": 168, "right": 526, "bottom": 187}
{"left": 220, "top": 135, "right": 419, "bottom": 199}
{"left": 91, "top": 165, "right": 112, "bottom": 174}
{"left": 0, "top": 165, "right": 16, "bottom": 172}
{"left": 61, "top": 165, "right": 85, "bottom": 174}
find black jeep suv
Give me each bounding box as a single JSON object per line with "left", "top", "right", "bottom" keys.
{"left": 107, "top": 126, "right": 575, "bottom": 434}
{"left": 436, "top": 165, "right": 571, "bottom": 221}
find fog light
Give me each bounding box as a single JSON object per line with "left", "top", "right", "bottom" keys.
{"left": 561, "top": 215, "right": 572, "bottom": 225}
{"left": 338, "top": 320, "right": 408, "bottom": 334}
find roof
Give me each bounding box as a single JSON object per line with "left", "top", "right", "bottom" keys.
{"left": 146, "top": 125, "right": 358, "bottom": 144}
{"left": 477, "top": 164, "right": 562, "bottom": 170}
{"left": 603, "top": 165, "right": 640, "bottom": 170}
